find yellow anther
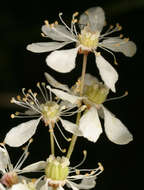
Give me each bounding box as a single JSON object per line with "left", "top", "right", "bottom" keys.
{"left": 85, "top": 173, "right": 89, "bottom": 176}
{"left": 29, "top": 138, "right": 33, "bottom": 143}
{"left": 22, "top": 97, "right": 27, "bottom": 102}
{"left": 114, "top": 60, "right": 118, "bottom": 65}
{"left": 67, "top": 138, "right": 71, "bottom": 142}
{"left": 37, "top": 82, "right": 40, "bottom": 87}
{"left": 83, "top": 150, "right": 87, "bottom": 156}
{"left": 75, "top": 169, "right": 80, "bottom": 175}
{"left": 10, "top": 97, "right": 15, "bottom": 103}
{"left": 15, "top": 112, "right": 19, "bottom": 116}
{"left": 125, "top": 91, "right": 128, "bottom": 96}
{"left": 31, "top": 178, "right": 37, "bottom": 183}
{"left": 73, "top": 12, "right": 79, "bottom": 17}
{"left": 98, "top": 162, "right": 104, "bottom": 171}
{"left": 33, "top": 92, "right": 37, "bottom": 97}
{"left": 90, "top": 170, "right": 95, "bottom": 175}
{"left": 17, "top": 95, "right": 21, "bottom": 101}
{"left": 120, "top": 34, "right": 123, "bottom": 38}
{"left": 54, "top": 21, "right": 58, "bottom": 25}
{"left": 41, "top": 32, "right": 46, "bottom": 37}
{"left": 62, "top": 148, "right": 66, "bottom": 153}
{"left": 11, "top": 114, "right": 15, "bottom": 118}
{"left": 28, "top": 89, "right": 32, "bottom": 93}
{"left": 50, "top": 23, "right": 55, "bottom": 28}
{"left": 44, "top": 20, "right": 49, "bottom": 25}
{"left": 0, "top": 142, "right": 5, "bottom": 146}
{"left": 42, "top": 82, "right": 46, "bottom": 86}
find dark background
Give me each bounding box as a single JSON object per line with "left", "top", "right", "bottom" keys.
{"left": 0, "top": 0, "right": 143, "bottom": 190}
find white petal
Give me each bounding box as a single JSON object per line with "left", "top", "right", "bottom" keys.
{"left": 46, "top": 48, "right": 79, "bottom": 73}
{"left": 79, "top": 107, "right": 102, "bottom": 142}
{"left": 22, "top": 161, "right": 46, "bottom": 173}
{"left": 44, "top": 72, "right": 70, "bottom": 92}
{"left": 27, "top": 41, "right": 70, "bottom": 53}
{"left": 0, "top": 183, "right": 6, "bottom": 190}
{"left": 60, "top": 119, "right": 82, "bottom": 136}
{"left": 100, "top": 38, "right": 137, "bottom": 57}
{"left": 47, "top": 85, "right": 82, "bottom": 105}
{"left": 103, "top": 106, "right": 133, "bottom": 145}
{"left": 0, "top": 147, "right": 9, "bottom": 173}
{"left": 11, "top": 183, "right": 28, "bottom": 190}
{"left": 96, "top": 54, "right": 118, "bottom": 92}
{"left": 42, "top": 24, "right": 76, "bottom": 42}
{"left": 4, "top": 118, "right": 40, "bottom": 147}
{"left": 79, "top": 7, "right": 105, "bottom": 32}
{"left": 77, "top": 176, "right": 96, "bottom": 189}
{"left": 66, "top": 180, "right": 79, "bottom": 190}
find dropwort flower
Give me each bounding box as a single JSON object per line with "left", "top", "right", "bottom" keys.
{"left": 45, "top": 72, "right": 133, "bottom": 144}
{"left": 27, "top": 7, "right": 136, "bottom": 92}
{"left": 40, "top": 153, "right": 103, "bottom": 190}
{"left": 4, "top": 83, "right": 83, "bottom": 148}
{"left": 0, "top": 140, "right": 45, "bottom": 188}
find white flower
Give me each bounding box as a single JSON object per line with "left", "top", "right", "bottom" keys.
{"left": 0, "top": 140, "right": 45, "bottom": 188}
{"left": 4, "top": 83, "right": 82, "bottom": 148}
{"left": 27, "top": 7, "right": 136, "bottom": 92}
{"left": 40, "top": 154, "right": 103, "bottom": 190}
{"left": 45, "top": 72, "right": 133, "bottom": 145}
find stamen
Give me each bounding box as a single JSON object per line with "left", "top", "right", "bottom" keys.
{"left": 105, "top": 91, "right": 128, "bottom": 102}
{"left": 72, "top": 150, "right": 87, "bottom": 169}
{"left": 55, "top": 122, "right": 71, "bottom": 142}
{"left": 50, "top": 129, "right": 66, "bottom": 153}
{"left": 37, "top": 82, "right": 47, "bottom": 102}
{"left": 14, "top": 139, "right": 33, "bottom": 170}
{"left": 10, "top": 114, "right": 15, "bottom": 118}
{"left": 98, "top": 162, "right": 104, "bottom": 172}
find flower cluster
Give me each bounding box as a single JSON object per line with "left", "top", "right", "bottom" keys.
{"left": 1, "top": 6, "right": 136, "bottom": 190}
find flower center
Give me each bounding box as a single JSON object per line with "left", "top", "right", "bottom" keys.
{"left": 45, "top": 155, "right": 69, "bottom": 187}
{"left": 78, "top": 28, "right": 100, "bottom": 49}
{"left": 0, "top": 172, "right": 18, "bottom": 187}
{"left": 83, "top": 82, "right": 109, "bottom": 104}
{"left": 40, "top": 101, "right": 60, "bottom": 125}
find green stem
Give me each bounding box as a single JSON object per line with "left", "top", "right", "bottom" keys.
{"left": 49, "top": 123, "right": 55, "bottom": 155}
{"left": 66, "top": 53, "right": 88, "bottom": 159}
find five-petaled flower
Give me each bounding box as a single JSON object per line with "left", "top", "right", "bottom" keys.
{"left": 40, "top": 154, "right": 103, "bottom": 190}
{"left": 44, "top": 72, "right": 133, "bottom": 144}
{"left": 27, "top": 7, "right": 136, "bottom": 92}
{"left": 0, "top": 140, "right": 45, "bottom": 188}
{"left": 4, "top": 82, "right": 83, "bottom": 148}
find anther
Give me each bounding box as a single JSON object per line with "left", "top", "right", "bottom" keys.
{"left": 28, "top": 89, "right": 32, "bottom": 93}
{"left": 73, "top": 12, "right": 79, "bottom": 17}
{"left": 44, "top": 20, "right": 49, "bottom": 26}
{"left": 75, "top": 169, "right": 80, "bottom": 175}
{"left": 29, "top": 138, "right": 33, "bottom": 144}
{"left": 54, "top": 21, "right": 58, "bottom": 25}
{"left": 83, "top": 150, "right": 87, "bottom": 156}
{"left": 67, "top": 138, "right": 71, "bottom": 142}
{"left": 15, "top": 112, "right": 19, "bottom": 116}
{"left": 10, "top": 97, "right": 15, "bottom": 103}
{"left": 98, "top": 162, "right": 104, "bottom": 171}
{"left": 62, "top": 148, "right": 66, "bottom": 153}
{"left": 37, "top": 82, "right": 40, "bottom": 87}
{"left": 17, "top": 95, "right": 21, "bottom": 101}
{"left": 124, "top": 37, "right": 129, "bottom": 42}
{"left": 125, "top": 91, "right": 128, "bottom": 96}
{"left": 49, "top": 129, "right": 53, "bottom": 132}
{"left": 11, "top": 114, "right": 15, "bottom": 118}
{"left": 120, "top": 34, "right": 123, "bottom": 38}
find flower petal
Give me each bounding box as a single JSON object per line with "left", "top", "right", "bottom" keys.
{"left": 42, "top": 24, "right": 76, "bottom": 42}
{"left": 77, "top": 176, "right": 96, "bottom": 189}
{"left": 95, "top": 54, "right": 118, "bottom": 92}
{"left": 46, "top": 47, "right": 79, "bottom": 73}
{"left": 79, "top": 107, "right": 102, "bottom": 142}
{"left": 79, "top": 7, "right": 105, "bottom": 32}
{"left": 0, "top": 147, "right": 9, "bottom": 173}
{"left": 66, "top": 180, "right": 79, "bottom": 190}
{"left": 10, "top": 183, "right": 28, "bottom": 190}
{"left": 103, "top": 106, "right": 133, "bottom": 145}
{"left": 22, "top": 161, "right": 46, "bottom": 173}
{"left": 27, "top": 41, "right": 70, "bottom": 53}
{"left": 100, "top": 38, "right": 137, "bottom": 57}
{"left": 4, "top": 118, "right": 41, "bottom": 147}
{"left": 44, "top": 72, "right": 70, "bottom": 92}
{"left": 60, "top": 119, "right": 82, "bottom": 136}
{"left": 47, "top": 85, "right": 82, "bottom": 105}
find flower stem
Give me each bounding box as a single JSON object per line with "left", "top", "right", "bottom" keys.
{"left": 66, "top": 53, "right": 88, "bottom": 159}
{"left": 49, "top": 123, "right": 55, "bottom": 155}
